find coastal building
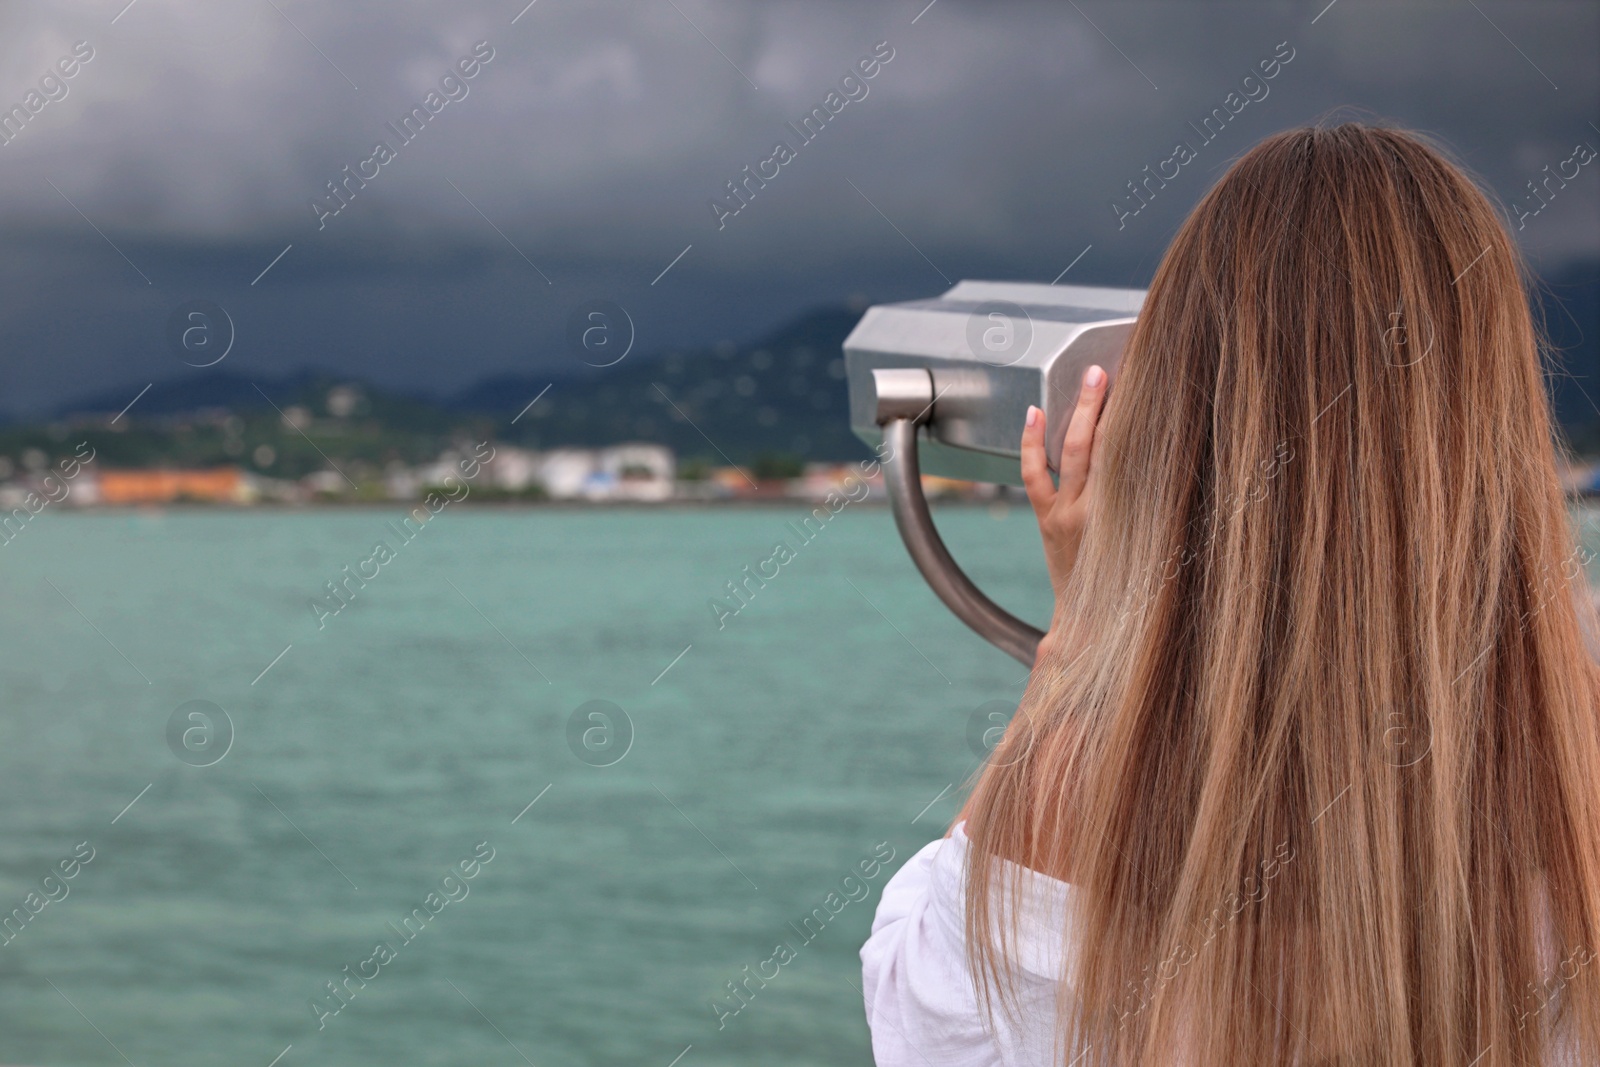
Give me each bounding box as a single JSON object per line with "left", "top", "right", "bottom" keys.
{"left": 535, "top": 445, "right": 675, "bottom": 501}
{"left": 709, "top": 466, "right": 757, "bottom": 497}
{"left": 92, "top": 467, "right": 255, "bottom": 505}
{"left": 539, "top": 449, "right": 598, "bottom": 499}
{"left": 599, "top": 444, "right": 674, "bottom": 501}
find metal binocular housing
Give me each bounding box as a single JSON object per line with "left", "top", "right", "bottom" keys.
{"left": 842, "top": 281, "right": 1147, "bottom": 665}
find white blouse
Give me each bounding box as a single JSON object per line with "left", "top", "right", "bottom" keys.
{"left": 859, "top": 822, "right": 1081, "bottom": 1066}
{"left": 861, "top": 824, "right": 1584, "bottom": 1067}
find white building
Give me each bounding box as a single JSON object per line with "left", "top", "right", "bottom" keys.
{"left": 398, "top": 444, "right": 678, "bottom": 502}
{"left": 539, "top": 449, "right": 599, "bottom": 500}
{"left": 599, "top": 443, "right": 674, "bottom": 502}
{"left": 532, "top": 445, "right": 675, "bottom": 501}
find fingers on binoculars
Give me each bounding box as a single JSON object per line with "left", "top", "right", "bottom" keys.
{"left": 1021, "top": 403, "right": 1056, "bottom": 521}
{"left": 1059, "top": 365, "right": 1107, "bottom": 502}
{"left": 1020, "top": 365, "right": 1107, "bottom": 520}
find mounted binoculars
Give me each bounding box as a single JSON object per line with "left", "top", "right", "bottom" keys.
{"left": 842, "top": 280, "right": 1147, "bottom": 666}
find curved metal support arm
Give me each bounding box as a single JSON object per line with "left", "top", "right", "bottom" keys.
{"left": 880, "top": 417, "right": 1044, "bottom": 666}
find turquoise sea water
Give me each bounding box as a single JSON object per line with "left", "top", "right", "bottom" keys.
{"left": 0, "top": 502, "right": 1053, "bottom": 1067}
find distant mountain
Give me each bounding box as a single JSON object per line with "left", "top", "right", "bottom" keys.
{"left": 58, "top": 368, "right": 463, "bottom": 433}
{"left": 460, "top": 306, "right": 866, "bottom": 462}
{"left": 35, "top": 261, "right": 1600, "bottom": 468}
{"left": 44, "top": 305, "right": 870, "bottom": 468}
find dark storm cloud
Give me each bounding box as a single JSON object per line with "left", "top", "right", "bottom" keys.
{"left": 0, "top": 0, "right": 1594, "bottom": 415}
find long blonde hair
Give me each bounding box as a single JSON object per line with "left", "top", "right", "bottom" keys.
{"left": 963, "top": 121, "right": 1600, "bottom": 1065}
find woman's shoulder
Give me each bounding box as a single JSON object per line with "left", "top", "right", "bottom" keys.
{"left": 859, "top": 823, "right": 1085, "bottom": 1066}
{"left": 942, "top": 823, "right": 1080, "bottom": 979}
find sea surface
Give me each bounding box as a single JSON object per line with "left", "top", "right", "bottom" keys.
{"left": 0, "top": 502, "right": 1054, "bottom": 1067}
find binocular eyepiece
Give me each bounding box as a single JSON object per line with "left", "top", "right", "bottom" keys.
{"left": 845, "top": 280, "right": 1145, "bottom": 485}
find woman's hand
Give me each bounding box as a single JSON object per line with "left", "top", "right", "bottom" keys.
{"left": 1022, "top": 364, "right": 1109, "bottom": 666}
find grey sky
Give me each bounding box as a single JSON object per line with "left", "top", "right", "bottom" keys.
{"left": 0, "top": 0, "right": 1594, "bottom": 415}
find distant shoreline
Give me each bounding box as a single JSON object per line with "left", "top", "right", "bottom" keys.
{"left": 39, "top": 497, "right": 1020, "bottom": 512}
{"left": 36, "top": 492, "right": 1600, "bottom": 512}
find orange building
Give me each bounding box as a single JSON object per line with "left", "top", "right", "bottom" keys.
{"left": 95, "top": 468, "right": 252, "bottom": 505}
